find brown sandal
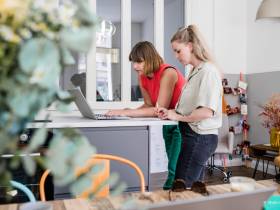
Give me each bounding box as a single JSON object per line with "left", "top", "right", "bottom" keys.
{"left": 171, "top": 179, "right": 186, "bottom": 192}
{"left": 191, "top": 181, "right": 209, "bottom": 195}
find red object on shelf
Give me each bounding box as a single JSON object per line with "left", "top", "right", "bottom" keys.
{"left": 240, "top": 72, "right": 243, "bottom": 81}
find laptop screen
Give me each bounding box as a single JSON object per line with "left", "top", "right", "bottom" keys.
{"left": 68, "top": 88, "right": 96, "bottom": 119}
{"left": 68, "top": 88, "right": 130, "bottom": 120}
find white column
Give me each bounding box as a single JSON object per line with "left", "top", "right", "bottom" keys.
{"left": 154, "top": 0, "right": 164, "bottom": 57}
{"left": 121, "top": 0, "right": 131, "bottom": 103}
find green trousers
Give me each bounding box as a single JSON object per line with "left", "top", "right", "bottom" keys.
{"left": 162, "top": 124, "right": 182, "bottom": 190}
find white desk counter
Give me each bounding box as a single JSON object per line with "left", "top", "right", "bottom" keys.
{"left": 28, "top": 111, "right": 177, "bottom": 128}
{"left": 27, "top": 111, "right": 175, "bottom": 194}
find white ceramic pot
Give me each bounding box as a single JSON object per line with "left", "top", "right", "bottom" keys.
{"left": 230, "top": 176, "right": 256, "bottom": 192}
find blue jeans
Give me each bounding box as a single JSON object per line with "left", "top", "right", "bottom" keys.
{"left": 175, "top": 122, "right": 218, "bottom": 188}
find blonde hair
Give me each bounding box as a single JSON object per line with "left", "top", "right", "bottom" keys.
{"left": 129, "top": 41, "right": 163, "bottom": 77}
{"left": 171, "top": 25, "right": 215, "bottom": 63}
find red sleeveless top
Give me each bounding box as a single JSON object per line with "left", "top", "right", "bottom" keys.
{"left": 140, "top": 64, "right": 185, "bottom": 109}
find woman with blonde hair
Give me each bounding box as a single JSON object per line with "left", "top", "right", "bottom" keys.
{"left": 158, "top": 25, "right": 223, "bottom": 191}
{"left": 107, "top": 41, "right": 185, "bottom": 190}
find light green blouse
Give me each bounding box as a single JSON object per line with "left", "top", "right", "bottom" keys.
{"left": 175, "top": 62, "right": 223, "bottom": 135}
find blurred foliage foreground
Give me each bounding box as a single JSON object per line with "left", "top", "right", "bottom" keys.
{"left": 0, "top": 0, "right": 123, "bottom": 199}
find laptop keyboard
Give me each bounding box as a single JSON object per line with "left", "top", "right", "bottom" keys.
{"left": 94, "top": 114, "right": 130, "bottom": 120}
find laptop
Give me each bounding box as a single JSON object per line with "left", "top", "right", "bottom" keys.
{"left": 68, "top": 88, "right": 130, "bottom": 120}
{"left": 133, "top": 187, "right": 277, "bottom": 210}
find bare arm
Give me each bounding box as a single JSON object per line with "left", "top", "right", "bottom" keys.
{"left": 157, "top": 68, "right": 178, "bottom": 108}
{"left": 158, "top": 107, "right": 213, "bottom": 122}
{"left": 138, "top": 79, "right": 153, "bottom": 109}
{"left": 106, "top": 68, "right": 178, "bottom": 117}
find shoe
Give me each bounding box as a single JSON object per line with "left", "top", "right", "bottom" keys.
{"left": 191, "top": 181, "right": 209, "bottom": 195}
{"left": 171, "top": 179, "right": 186, "bottom": 192}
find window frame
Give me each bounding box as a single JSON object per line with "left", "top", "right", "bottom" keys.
{"left": 86, "top": 0, "right": 189, "bottom": 110}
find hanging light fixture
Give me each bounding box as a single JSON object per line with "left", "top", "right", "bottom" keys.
{"left": 256, "top": 0, "right": 280, "bottom": 21}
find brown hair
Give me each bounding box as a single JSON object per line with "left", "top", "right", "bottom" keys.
{"left": 170, "top": 25, "right": 214, "bottom": 63}
{"left": 129, "top": 41, "right": 163, "bottom": 77}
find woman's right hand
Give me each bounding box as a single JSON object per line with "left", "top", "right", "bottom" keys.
{"left": 156, "top": 107, "right": 168, "bottom": 119}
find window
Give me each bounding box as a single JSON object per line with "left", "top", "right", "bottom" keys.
{"left": 96, "top": 0, "right": 122, "bottom": 102}
{"left": 60, "top": 0, "right": 187, "bottom": 110}
{"left": 164, "top": 0, "right": 185, "bottom": 72}
{"left": 131, "top": 0, "right": 154, "bottom": 101}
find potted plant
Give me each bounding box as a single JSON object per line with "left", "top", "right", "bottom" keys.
{"left": 0, "top": 0, "right": 114, "bottom": 202}
{"left": 259, "top": 93, "right": 280, "bottom": 148}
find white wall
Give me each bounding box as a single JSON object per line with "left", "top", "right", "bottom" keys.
{"left": 189, "top": 0, "right": 280, "bottom": 75}
{"left": 188, "top": 0, "right": 214, "bottom": 50}
{"left": 214, "top": 0, "right": 247, "bottom": 75}
{"left": 188, "top": 0, "right": 247, "bottom": 75}
{"left": 247, "top": 0, "right": 280, "bottom": 74}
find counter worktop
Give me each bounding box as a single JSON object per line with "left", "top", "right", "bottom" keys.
{"left": 28, "top": 111, "right": 177, "bottom": 128}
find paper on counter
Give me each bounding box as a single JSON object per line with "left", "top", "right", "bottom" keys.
{"left": 149, "top": 125, "right": 168, "bottom": 173}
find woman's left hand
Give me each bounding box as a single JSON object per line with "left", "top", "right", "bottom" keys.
{"left": 157, "top": 108, "right": 178, "bottom": 121}
{"left": 165, "top": 109, "right": 179, "bottom": 121}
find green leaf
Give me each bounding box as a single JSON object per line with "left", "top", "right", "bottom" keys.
{"left": 87, "top": 175, "right": 109, "bottom": 198}
{"left": 27, "top": 128, "right": 48, "bottom": 151}
{"left": 107, "top": 172, "right": 119, "bottom": 187}
{"left": 46, "top": 134, "right": 69, "bottom": 177}
{"left": 61, "top": 46, "right": 75, "bottom": 65}
{"left": 0, "top": 132, "right": 12, "bottom": 154}
{"left": 70, "top": 174, "right": 92, "bottom": 196}
{"left": 19, "top": 38, "right": 60, "bottom": 74}
{"left": 18, "top": 38, "right": 61, "bottom": 89}
{"left": 0, "top": 170, "right": 12, "bottom": 188}
{"left": 56, "top": 90, "right": 72, "bottom": 100}
{"left": 54, "top": 170, "right": 76, "bottom": 186}
{"left": 8, "top": 89, "right": 31, "bottom": 117}
{"left": 88, "top": 163, "right": 104, "bottom": 175}
{"left": 55, "top": 101, "right": 72, "bottom": 113}
{"left": 74, "top": 0, "right": 97, "bottom": 25}
{"left": 72, "top": 136, "right": 95, "bottom": 167}
{"left": 9, "top": 157, "right": 20, "bottom": 169}
{"left": 8, "top": 87, "right": 41, "bottom": 117}
{"left": 22, "top": 155, "right": 36, "bottom": 176}
{"left": 110, "top": 182, "right": 127, "bottom": 197}
{"left": 60, "top": 27, "right": 94, "bottom": 52}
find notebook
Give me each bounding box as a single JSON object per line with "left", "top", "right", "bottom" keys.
{"left": 68, "top": 88, "right": 130, "bottom": 120}
{"left": 142, "top": 187, "right": 277, "bottom": 210}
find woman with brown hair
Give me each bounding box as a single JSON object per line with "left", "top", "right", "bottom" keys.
{"left": 107, "top": 41, "right": 185, "bottom": 189}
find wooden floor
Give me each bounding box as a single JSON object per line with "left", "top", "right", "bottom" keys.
{"left": 204, "top": 166, "right": 275, "bottom": 185}
{"left": 150, "top": 166, "right": 276, "bottom": 191}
